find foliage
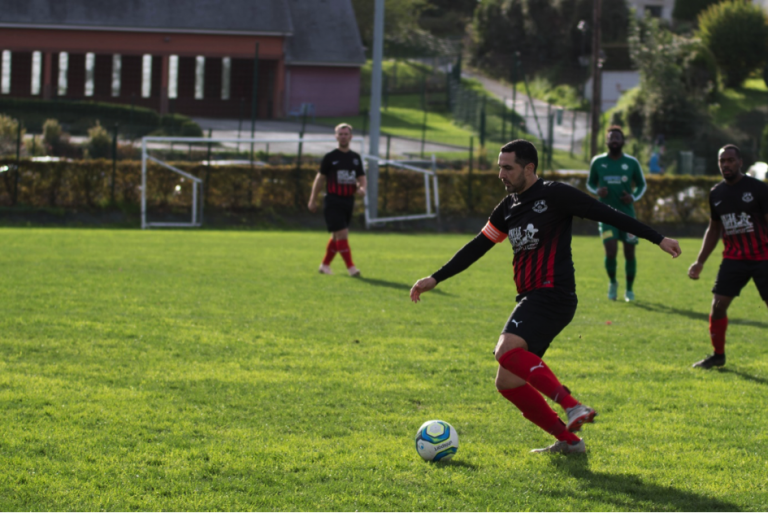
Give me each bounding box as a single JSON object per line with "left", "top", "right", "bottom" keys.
{"left": 626, "top": 15, "right": 714, "bottom": 140}
{"left": 470, "top": 0, "right": 630, "bottom": 78}
{"left": 0, "top": 97, "right": 201, "bottom": 137}
{"left": 0, "top": 114, "right": 24, "bottom": 156}
{"left": 350, "top": 0, "right": 432, "bottom": 56}
{"left": 0, "top": 229, "right": 767, "bottom": 510}
{"left": 672, "top": 0, "right": 720, "bottom": 22}
{"left": 761, "top": 124, "right": 768, "bottom": 163}
{"left": 87, "top": 122, "right": 112, "bottom": 159}
{"left": 697, "top": 0, "right": 768, "bottom": 88}
{"left": 0, "top": 159, "right": 722, "bottom": 223}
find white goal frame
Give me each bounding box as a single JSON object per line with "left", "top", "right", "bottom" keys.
{"left": 363, "top": 154, "right": 440, "bottom": 228}
{"left": 140, "top": 136, "right": 362, "bottom": 229}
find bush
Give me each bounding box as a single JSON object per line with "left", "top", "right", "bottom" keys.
{"left": 87, "top": 122, "right": 112, "bottom": 159}
{"left": 0, "top": 114, "right": 24, "bottom": 157}
{"left": 42, "top": 119, "right": 79, "bottom": 157}
{"left": 698, "top": 1, "right": 768, "bottom": 88}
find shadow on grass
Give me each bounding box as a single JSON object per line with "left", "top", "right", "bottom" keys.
{"left": 716, "top": 367, "right": 768, "bottom": 386}
{"left": 630, "top": 301, "right": 768, "bottom": 329}
{"left": 430, "top": 459, "right": 478, "bottom": 470}
{"left": 357, "top": 277, "right": 449, "bottom": 296}
{"left": 549, "top": 457, "right": 741, "bottom": 511}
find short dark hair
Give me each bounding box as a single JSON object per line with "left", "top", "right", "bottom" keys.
{"left": 500, "top": 139, "right": 538, "bottom": 173}
{"left": 607, "top": 125, "right": 625, "bottom": 138}
{"left": 720, "top": 144, "right": 741, "bottom": 158}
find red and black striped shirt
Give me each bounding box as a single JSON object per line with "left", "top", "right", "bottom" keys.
{"left": 320, "top": 149, "right": 365, "bottom": 197}
{"left": 709, "top": 175, "right": 768, "bottom": 261}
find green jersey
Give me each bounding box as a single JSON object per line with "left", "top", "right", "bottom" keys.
{"left": 587, "top": 153, "right": 647, "bottom": 217}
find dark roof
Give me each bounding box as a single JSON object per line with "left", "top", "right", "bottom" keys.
{"left": 284, "top": 0, "right": 365, "bottom": 66}
{"left": 1, "top": 0, "right": 294, "bottom": 35}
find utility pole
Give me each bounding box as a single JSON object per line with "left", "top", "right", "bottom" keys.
{"left": 367, "top": 0, "right": 385, "bottom": 221}
{"left": 589, "top": 0, "right": 602, "bottom": 158}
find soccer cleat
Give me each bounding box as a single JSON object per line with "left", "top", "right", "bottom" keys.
{"left": 692, "top": 353, "right": 725, "bottom": 369}
{"left": 318, "top": 264, "right": 334, "bottom": 275}
{"left": 565, "top": 404, "right": 597, "bottom": 432}
{"left": 347, "top": 266, "right": 361, "bottom": 277}
{"left": 624, "top": 291, "right": 635, "bottom": 302}
{"left": 608, "top": 282, "right": 618, "bottom": 301}
{"left": 530, "top": 439, "right": 586, "bottom": 454}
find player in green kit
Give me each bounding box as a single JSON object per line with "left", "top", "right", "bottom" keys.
{"left": 587, "top": 126, "right": 648, "bottom": 301}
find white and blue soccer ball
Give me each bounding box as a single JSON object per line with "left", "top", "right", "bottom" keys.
{"left": 414, "top": 420, "right": 459, "bottom": 462}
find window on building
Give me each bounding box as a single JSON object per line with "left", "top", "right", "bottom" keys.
{"left": 221, "top": 57, "right": 231, "bottom": 100}
{"left": 142, "top": 54, "right": 152, "bottom": 98}
{"left": 645, "top": 5, "right": 663, "bottom": 17}
{"left": 57, "top": 52, "right": 69, "bottom": 96}
{"left": 85, "top": 52, "right": 95, "bottom": 96}
{"left": 112, "top": 54, "right": 121, "bottom": 97}
{"left": 31, "top": 51, "right": 42, "bottom": 95}
{"left": 194, "top": 56, "right": 205, "bottom": 99}
{"left": 2, "top": 51, "right": 11, "bottom": 94}
{"left": 169, "top": 55, "right": 178, "bottom": 99}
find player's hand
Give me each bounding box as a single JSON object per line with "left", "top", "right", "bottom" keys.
{"left": 688, "top": 261, "right": 703, "bottom": 280}
{"left": 597, "top": 187, "right": 608, "bottom": 198}
{"left": 357, "top": 186, "right": 366, "bottom": 197}
{"left": 308, "top": 199, "right": 317, "bottom": 213}
{"left": 621, "top": 191, "right": 634, "bottom": 204}
{"left": 410, "top": 277, "right": 437, "bottom": 303}
{"left": 659, "top": 237, "right": 681, "bottom": 258}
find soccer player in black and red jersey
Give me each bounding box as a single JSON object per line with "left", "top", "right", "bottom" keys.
{"left": 308, "top": 123, "right": 367, "bottom": 277}
{"left": 688, "top": 144, "right": 768, "bottom": 369}
{"left": 410, "top": 140, "right": 681, "bottom": 454}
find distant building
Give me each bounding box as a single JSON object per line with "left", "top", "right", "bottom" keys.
{"left": 0, "top": 0, "right": 366, "bottom": 118}
{"left": 626, "top": 0, "right": 675, "bottom": 22}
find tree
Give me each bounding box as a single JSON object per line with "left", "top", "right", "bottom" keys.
{"left": 697, "top": 0, "right": 768, "bottom": 87}
{"left": 673, "top": 0, "right": 720, "bottom": 23}
{"left": 350, "top": 0, "right": 430, "bottom": 52}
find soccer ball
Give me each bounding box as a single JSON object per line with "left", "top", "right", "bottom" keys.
{"left": 414, "top": 420, "right": 459, "bottom": 461}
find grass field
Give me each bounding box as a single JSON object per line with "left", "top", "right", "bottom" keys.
{"left": 1, "top": 229, "right": 767, "bottom": 511}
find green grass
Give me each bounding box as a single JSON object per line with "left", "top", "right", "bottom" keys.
{"left": 2, "top": 229, "right": 767, "bottom": 510}
{"left": 711, "top": 78, "right": 768, "bottom": 127}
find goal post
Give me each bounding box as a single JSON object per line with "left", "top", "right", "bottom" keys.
{"left": 140, "top": 135, "right": 362, "bottom": 229}
{"left": 362, "top": 154, "right": 440, "bottom": 228}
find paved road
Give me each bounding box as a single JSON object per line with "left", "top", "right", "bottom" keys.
{"left": 190, "top": 118, "right": 465, "bottom": 159}
{"left": 465, "top": 71, "right": 591, "bottom": 155}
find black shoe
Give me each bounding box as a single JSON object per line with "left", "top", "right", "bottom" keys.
{"left": 692, "top": 353, "right": 725, "bottom": 369}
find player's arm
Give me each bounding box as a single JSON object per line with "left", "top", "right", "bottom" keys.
{"left": 307, "top": 173, "right": 325, "bottom": 213}
{"left": 356, "top": 175, "right": 367, "bottom": 196}
{"left": 688, "top": 219, "right": 722, "bottom": 280}
{"left": 410, "top": 218, "right": 506, "bottom": 302}
{"left": 624, "top": 160, "right": 647, "bottom": 204}
{"left": 586, "top": 157, "right": 607, "bottom": 198}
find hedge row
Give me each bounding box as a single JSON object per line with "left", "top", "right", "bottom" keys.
{"left": 0, "top": 159, "right": 721, "bottom": 223}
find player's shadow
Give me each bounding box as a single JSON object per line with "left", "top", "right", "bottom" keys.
{"left": 631, "top": 301, "right": 768, "bottom": 329}
{"left": 549, "top": 457, "right": 741, "bottom": 511}
{"left": 716, "top": 367, "right": 768, "bottom": 386}
{"left": 357, "top": 277, "right": 449, "bottom": 296}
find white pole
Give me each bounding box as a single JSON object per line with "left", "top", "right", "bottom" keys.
{"left": 367, "top": 0, "right": 385, "bottom": 223}
{"left": 141, "top": 138, "right": 147, "bottom": 229}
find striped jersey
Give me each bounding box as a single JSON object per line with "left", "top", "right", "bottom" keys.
{"left": 710, "top": 175, "right": 768, "bottom": 261}
{"left": 481, "top": 179, "right": 662, "bottom": 296}
{"left": 320, "top": 149, "right": 365, "bottom": 197}
{"left": 587, "top": 153, "right": 646, "bottom": 217}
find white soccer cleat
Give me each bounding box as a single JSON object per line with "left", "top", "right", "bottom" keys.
{"left": 565, "top": 404, "right": 597, "bottom": 432}
{"left": 347, "top": 266, "right": 361, "bottom": 277}
{"left": 318, "top": 264, "right": 334, "bottom": 275}
{"left": 530, "top": 439, "right": 586, "bottom": 454}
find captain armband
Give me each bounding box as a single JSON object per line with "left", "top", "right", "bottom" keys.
{"left": 482, "top": 221, "right": 507, "bottom": 243}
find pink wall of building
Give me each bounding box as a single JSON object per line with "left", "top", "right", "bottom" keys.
{"left": 287, "top": 66, "right": 360, "bottom": 117}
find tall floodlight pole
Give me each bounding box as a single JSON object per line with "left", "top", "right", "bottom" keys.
{"left": 367, "top": 0, "right": 385, "bottom": 222}
{"left": 589, "top": 0, "right": 602, "bottom": 158}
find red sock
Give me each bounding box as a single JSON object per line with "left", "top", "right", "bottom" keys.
{"left": 709, "top": 316, "right": 727, "bottom": 355}
{"left": 336, "top": 239, "right": 355, "bottom": 268}
{"left": 500, "top": 385, "right": 580, "bottom": 443}
{"left": 322, "top": 238, "right": 337, "bottom": 266}
{"left": 498, "top": 348, "right": 579, "bottom": 409}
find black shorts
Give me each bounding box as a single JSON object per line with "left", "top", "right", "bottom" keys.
{"left": 502, "top": 288, "right": 578, "bottom": 357}
{"left": 713, "top": 258, "right": 768, "bottom": 301}
{"left": 323, "top": 194, "right": 355, "bottom": 232}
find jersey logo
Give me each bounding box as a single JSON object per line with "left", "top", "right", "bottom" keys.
{"left": 621, "top": 175, "right": 628, "bottom": 182}
{"left": 353, "top": 158, "right": 360, "bottom": 165}
{"left": 714, "top": 201, "right": 723, "bottom": 207}
{"left": 332, "top": 161, "right": 339, "bottom": 165}
{"left": 722, "top": 212, "right": 754, "bottom": 235}
{"left": 509, "top": 319, "right": 522, "bottom": 328}
{"left": 509, "top": 223, "right": 540, "bottom": 252}
{"left": 626, "top": 233, "right": 638, "bottom": 242}
{"left": 743, "top": 192, "right": 754, "bottom": 203}
{"left": 336, "top": 170, "right": 357, "bottom": 184}
{"left": 532, "top": 200, "right": 548, "bottom": 213}
{"left": 622, "top": 164, "right": 629, "bottom": 170}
